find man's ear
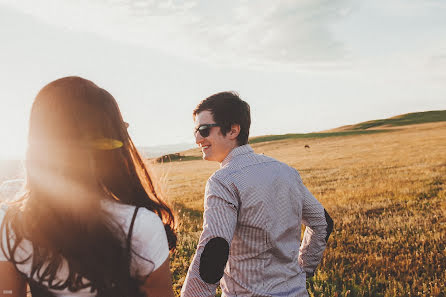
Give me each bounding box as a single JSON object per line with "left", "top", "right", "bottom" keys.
{"left": 228, "top": 124, "right": 240, "bottom": 140}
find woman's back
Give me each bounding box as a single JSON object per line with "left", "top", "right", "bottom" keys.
{"left": 0, "top": 200, "right": 169, "bottom": 297}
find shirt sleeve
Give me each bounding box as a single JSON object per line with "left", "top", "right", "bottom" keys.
{"left": 181, "top": 176, "right": 238, "bottom": 297}
{"left": 295, "top": 171, "right": 330, "bottom": 276}
{"left": 130, "top": 208, "right": 170, "bottom": 277}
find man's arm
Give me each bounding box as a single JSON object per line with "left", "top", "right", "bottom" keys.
{"left": 297, "top": 173, "right": 334, "bottom": 277}
{"left": 181, "top": 178, "right": 238, "bottom": 297}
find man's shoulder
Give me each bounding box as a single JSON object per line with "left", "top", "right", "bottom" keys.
{"left": 257, "top": 154, "right": 300, "bottom": 177}
{"left": 213, "top": 152, "right": 296, "bottom": 181}
{"left": 244, "top": 152, "right": 295, "bottom": 170}
{"left": 209, "top": 166, "right": 232, "bottom": 183}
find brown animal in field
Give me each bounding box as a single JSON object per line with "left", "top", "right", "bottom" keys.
{"left": 304, "top": 144, "right": 310, "bottom": 149}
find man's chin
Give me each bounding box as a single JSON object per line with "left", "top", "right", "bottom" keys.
{"left": 202, "top": 153, "right": 215, "bottom": 162}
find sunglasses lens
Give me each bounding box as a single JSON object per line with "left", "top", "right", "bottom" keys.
{"left": 195, "top": 124, "right": 218, "bottom": 138}
{"left": 199, "top": 126, "right": 210, "bottom": 137}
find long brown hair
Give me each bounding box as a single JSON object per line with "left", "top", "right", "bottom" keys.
{"left": 0, "top": 76, "right": 176, "bottom": 296}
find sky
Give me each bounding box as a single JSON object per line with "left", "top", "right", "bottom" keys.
{"left": 0, "top": 0, "right": 445, "bottom": 159}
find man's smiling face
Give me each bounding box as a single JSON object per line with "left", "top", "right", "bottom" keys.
{"left": 194, "top": 110, "right": 236, "bottom": 163}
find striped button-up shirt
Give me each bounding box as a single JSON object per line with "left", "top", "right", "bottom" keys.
{"left": 181, "top": 145, "right": 331, "bottom": 297}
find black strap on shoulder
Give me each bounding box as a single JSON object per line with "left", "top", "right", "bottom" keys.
{"left": 28, "top": 279, "right": 57, "bottom": 297}
{"left": 127, "top": 207, "right": 140, "bottom": 250}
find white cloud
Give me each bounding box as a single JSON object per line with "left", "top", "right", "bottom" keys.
{"left": 1, "top": 0, "right": 353, "bottom": 67}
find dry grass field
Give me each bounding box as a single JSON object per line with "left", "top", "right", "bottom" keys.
{"left": 151, "top": 121, "right": 446, "bottom": 297}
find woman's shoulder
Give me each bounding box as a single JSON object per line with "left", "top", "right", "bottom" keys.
{"left": 134, "top": 207, "right": 164, "bottom": 226}
{"left": 100, "top": 200, "right": 164, "bottom": 235}
{"left": 0, "top": 202, "right": 7, "bottom": 232}
{"left": 101, "top": 200, "right": 169, "bottom": 275}
{"left": 0, "top": 179, "right": 25, "bottom": 234}
{"left": 0, "top": 195, "right": 33, "bottom": 265}
{"left": 101, "top": 199, "right": 158, "bottom": 217}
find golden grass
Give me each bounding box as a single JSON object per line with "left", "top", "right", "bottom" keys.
{"left": 150, "top": 122, "right": 446, "bottom": 297}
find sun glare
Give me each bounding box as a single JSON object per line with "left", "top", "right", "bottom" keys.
{"left": 0, "top": 113, "right": 28, "bottom": 160}
{"left": 0, "top": 139, "right": 26, "bottom": 161}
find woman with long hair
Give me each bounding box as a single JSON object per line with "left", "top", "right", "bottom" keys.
{"left": 0, "top": 76, "right": 176, "bottom": 297}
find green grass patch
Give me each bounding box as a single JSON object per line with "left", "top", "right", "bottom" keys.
{"left": 155, "top": 153, "right": 201, "bottom": 163}
{"left": 350, "top": 110, "right": 446, "bottom": 130}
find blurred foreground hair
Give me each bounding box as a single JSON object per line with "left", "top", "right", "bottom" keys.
{"left": 0, "top": 76, "right": 176, "bottom": 296}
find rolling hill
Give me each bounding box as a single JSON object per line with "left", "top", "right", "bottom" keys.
{"left": 249, "top": 110, "right": 446, "bottom": 145}
{"left": 165, "top": 110, "right": 446, "bottom": 161}
{"left": 331, "top": 110, "right": 446, "bottom": 131}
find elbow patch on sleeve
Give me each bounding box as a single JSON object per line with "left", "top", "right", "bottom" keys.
{"left": 199, "top": 237, "right": 229, "bottom": 284}
{"left": 324, "top": 209, "right": 334, "bottom": 242}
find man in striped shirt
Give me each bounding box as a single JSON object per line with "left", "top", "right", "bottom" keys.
{"left": 181, "top": 92, "right": 333, "bottom": 297}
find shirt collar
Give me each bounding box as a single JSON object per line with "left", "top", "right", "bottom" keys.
{"left": 221, "top": 144, "right": 254, "bottom": 167}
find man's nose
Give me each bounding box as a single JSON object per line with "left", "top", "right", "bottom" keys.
{"left": 195, "top": 132, "right": 204, "bottom": 144}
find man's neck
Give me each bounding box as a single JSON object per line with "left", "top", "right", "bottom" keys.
{"left": 219, "top": 144, "right": 242, "bottom": 167}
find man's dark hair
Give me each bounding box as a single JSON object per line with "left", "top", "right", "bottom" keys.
{"left": 193, "top": 91, "right": 251, "bottom": 146}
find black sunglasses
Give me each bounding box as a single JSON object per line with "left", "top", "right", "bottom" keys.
{"left": 194, "top": 124, "right": 219, "bottom": 138}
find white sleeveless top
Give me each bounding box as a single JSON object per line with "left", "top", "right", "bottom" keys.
{"left": 0, "top": 182, "right": 169, "bottom": 297}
